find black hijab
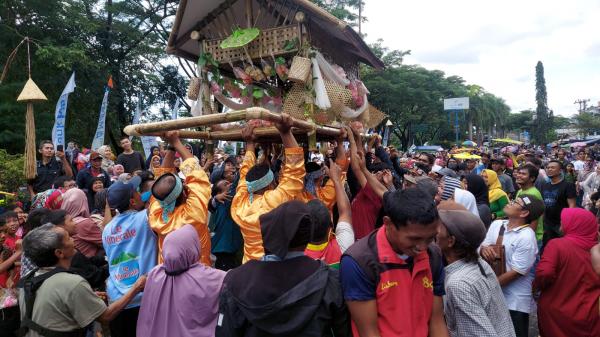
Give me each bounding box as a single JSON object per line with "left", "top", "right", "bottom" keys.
{"left": 259, "top": 200, "right": 313, "bottom": 259}
{"left": 465, "top": 174, "right": 489, "bottom": 205}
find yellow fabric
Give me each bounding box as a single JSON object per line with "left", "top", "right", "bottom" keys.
{"left": 231, "top": 147, "right": 306, "bottom": 263}
{"left": 296, "top": 156, "right": 348, "bottom": 211}
{"left": 149, "top": 158, "right": 211, "bottom": 266}
{"left": 152, "top": 166, "right": 176, "bottom": 179}
{"left": 483, "top": 169, "right": 508, "bottom": 203}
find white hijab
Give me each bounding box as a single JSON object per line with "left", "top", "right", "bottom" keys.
{"left": 454, "top": 188, "right": 480, "bottom": 217}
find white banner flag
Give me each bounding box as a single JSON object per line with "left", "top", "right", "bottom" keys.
{"left": 171, "top": 99, "right": 180, "bottom": 120}
{"left": 131, "top": 94, "right": 142, "bottom": 141}
{"left": 141, "top": 136, "right": 158, "bottom": 158}
{"left": 91, "top": 79, "right": 112, "bottom": 150}
{"left": 51, "top": 72, "right": 76, "bottom": 148}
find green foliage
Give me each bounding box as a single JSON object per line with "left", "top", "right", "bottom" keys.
{"left": 310, "top": 0, "right": 365, "bottom": 27}
{"left": 574, "top": 112, "right": 600, "bottom": 135}
{"left": 0, "top": 149, "right": 25, "bottom": 193}
{"left": 533, "top": 61, "right": 552, "bottom": 144}
{"left": 0, "top": 0, "right": 185, "bottom": 154}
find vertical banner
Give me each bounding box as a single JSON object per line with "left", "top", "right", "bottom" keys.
{"left": 51, "top": 72, "right": 76, "bottom": 148}
{"left": 130, "top": 93, "right": 142, "bottom": 141}
{"left": 383, "top": 124, "right": 391, "bottom": 147}
{"left": 91, "top": 76, "right": 113, "bottom": 150}
{"left": 171, "top": 98, "right": 180, "bottom": 120}
{"left": 141, "top": 136, "right": 158, "bottom": 159}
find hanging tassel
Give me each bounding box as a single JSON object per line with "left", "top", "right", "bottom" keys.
{"left": 24, "top": 103, "right": 37, "bottom": 179}
{"left": 311, "top": 58, "right": 331, "bottom": 110}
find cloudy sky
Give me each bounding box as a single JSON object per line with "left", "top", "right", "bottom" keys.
{"left": 361, "top": 0, "right": 600, "bottom": 117}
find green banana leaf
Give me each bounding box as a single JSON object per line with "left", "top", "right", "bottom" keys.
{"left": 220, "top": 28, "right": 260, "bottom": 49}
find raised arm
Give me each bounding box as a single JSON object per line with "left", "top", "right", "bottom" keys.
{"left": 327, "top": 159, "right": 351, "bottom": 224}
{"left": 347, "top": 126, "right": 367, "bottom": 188}
{"left": 355, "top": 151, "right": 388, "bottom": 200}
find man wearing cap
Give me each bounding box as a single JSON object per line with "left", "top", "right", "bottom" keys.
{"left": 480, "top": 194, "right": 544, "bottom": 337}
{"left": 436, "top": 201, "right": 515, "bottom": 337}
{"left": 76, "top": 151, "right": 112, "bottom": 201}
{"left": 102, "top": 175, "right": 157, "bottom": 337}
{"left": 149, "top": 131, "right": 212, "bottom": 266}
{"left": 231, "top": 114, "right": 306, "bottom": 263}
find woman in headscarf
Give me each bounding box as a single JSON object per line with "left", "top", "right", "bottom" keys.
{"left": 149, "top": 155, "right": 162, "bottom": 173}
{"left": 581, "top": 163, "right": 600, "bottom": 210}
{"left": 464, "top": 173, "right": 492, "bottom": 227}
{"left": 481, "top": 169, "right": 509, "bottom": 220}
{"left": 137, "top": 225, "right": 225, "bottom": 337}
{"left": 60, "top": 188, "right": 104, "bottom": 257}
{"left": 216, "top": 200, "right": 350, "bottom": 337}
{"left": 145, "top": 146, "right": 161, "bottom": 169}
{"left": 534, "top": 208, "right": 600, "bottom": 337}
{"left": 97, "top": 145, "right": 116, "bottom": 172}
{"left": 438, "top": 176, "right": 479, "bottom": 217}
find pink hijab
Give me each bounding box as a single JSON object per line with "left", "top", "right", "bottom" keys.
{"left": 60, "top": 188, "right": 90, "bottom": 223}
{"left": 561, "top": 208, "right": 598, "bottom": 250}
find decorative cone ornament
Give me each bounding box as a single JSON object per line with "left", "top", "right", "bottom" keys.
{"left": 17, "top": 77, "right": 47, "bottom": 179}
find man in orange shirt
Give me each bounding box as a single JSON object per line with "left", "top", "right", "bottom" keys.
{"left": 231, "top": 113, "right": 305, "bottom": 263}
{"left": 149, "top": 131, "right": 212, "bottom": 266}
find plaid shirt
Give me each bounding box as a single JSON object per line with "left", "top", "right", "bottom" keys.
{"left": 443, "top": 258, "right": 516, "bottom": 337}
{"left": 20, "top": 254, "right": 38, "bottom": 279}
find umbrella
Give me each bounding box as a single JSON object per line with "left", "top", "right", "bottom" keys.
{"left": 452, "top": 152, "right": 481, "bottom": 160}
{"left": 220, "top": 28, "right": 260, "bottom": 49}
{"left": 462, "top": 140, "right": 477, "bottom": 147}
{"left": 492, "top": 138, "right": 523, "bottom": 145}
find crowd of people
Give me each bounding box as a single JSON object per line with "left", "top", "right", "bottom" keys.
{"left": 0, "top": 113, "right": 599, "bottom": 337}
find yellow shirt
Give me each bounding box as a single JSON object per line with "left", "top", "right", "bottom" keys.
{"left": 296, "top": 156, "right": 348, "bottom": 211}
{"left": 149, "top": 158, "right": 212, "bottom": 266}
{"left": 231, "top": 147, "right": 306, "bottom": 263}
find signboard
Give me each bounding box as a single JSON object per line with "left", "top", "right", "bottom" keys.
{"left": 444, "top": 97, "right": 469, "bottom": 110}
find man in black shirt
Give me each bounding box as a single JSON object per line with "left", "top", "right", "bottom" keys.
{"left": 540, "top": 160, "right": 576, "bottom": 246}
{"left": 27, "top": 140, "right": 74, "bottom": 197}
{"left": 116, "top": 136, "right": 146, "bottom": 173}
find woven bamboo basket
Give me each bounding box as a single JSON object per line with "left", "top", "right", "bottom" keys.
{"left": 282, "top": 81, "right": 353, "bottom": 123}
{"left": 203, "top": 25, "right": 300, "bottom": 64}
{"left": 187, "top": 77, "right": 201, "bottom": 100}
{"left": 364, "top": 104, "right": 387, "bottom": 129}
{"left": 288, "top": 56, "right": 311, "bottom": 83}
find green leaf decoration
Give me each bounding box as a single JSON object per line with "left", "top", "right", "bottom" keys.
{"left": 275, "top": 56, "right": 286, "bottom": 65}
{"left": 252, "top": 88, "right": 264, "bottom": 99}
{"left": 283, "top": 37, "right": 299, "bottom": 51}
{"left": 220, "top": 28, "right": 260, "bottom": 49}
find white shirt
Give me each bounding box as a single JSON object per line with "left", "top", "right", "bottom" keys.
{"left": 335, "top": 221, "right": 355, "bottom": 253}
{"left": 572, "top": 160, "right": 585, "bottom": 172}
{"left": 481, "top": 220, "right": 538, "bottom": 313}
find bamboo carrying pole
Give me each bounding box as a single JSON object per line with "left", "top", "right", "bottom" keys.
{"left": 124, "top": 108, "right": 372, "bottom": 141}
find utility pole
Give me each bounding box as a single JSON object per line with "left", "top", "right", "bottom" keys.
{"left": 574, "top": 99, "right": 590, "bottom": 113}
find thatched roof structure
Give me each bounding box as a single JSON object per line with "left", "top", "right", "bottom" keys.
{"left": 166, "top": 0, "right": 383, "bottom": 71}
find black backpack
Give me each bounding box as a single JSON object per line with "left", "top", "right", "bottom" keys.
{"left": 17, "top": 268, "right": 87, "bottom": 337}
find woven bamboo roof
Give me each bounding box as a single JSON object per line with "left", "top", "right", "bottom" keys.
{"left": 166, "top": 0, "right": 384, "bottom": 70}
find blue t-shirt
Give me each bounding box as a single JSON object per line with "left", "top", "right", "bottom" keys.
{"left": 340, "top": 255, "right": 445, "bottom": 301}
{"left": 103, "top": 210, "right": 157, "bottom": 308}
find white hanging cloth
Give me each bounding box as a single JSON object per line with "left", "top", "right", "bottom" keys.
{"left": 311, "top": 58, "right": 331, "bottom": 110}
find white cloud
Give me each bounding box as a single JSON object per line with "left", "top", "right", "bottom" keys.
{"left": 362, "top": 0, "right": 600, "bottom": 116}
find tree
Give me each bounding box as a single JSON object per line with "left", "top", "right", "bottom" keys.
{"left": 0, "top": 0, "right": 181, "bottom": 154}
{"left": 532, "top": 61, "right": 552, "bottom": 144}
{"left": 310, "top": 0, "right": 365, "bottom": 28}
{"left": 574, "top": 112, "right": 600, "bottom": 135}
